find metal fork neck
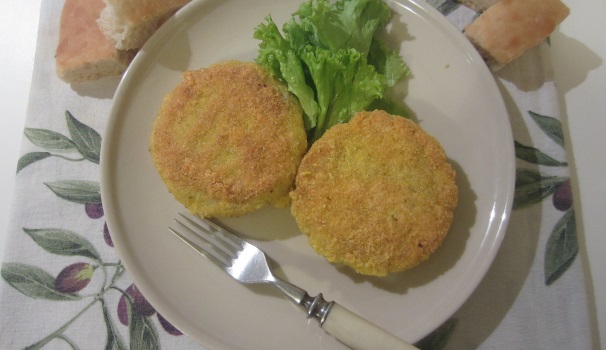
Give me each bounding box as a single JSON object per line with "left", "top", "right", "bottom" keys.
{"left": 272, "top": 278, "right": 335, "bottom": 325}
{"left": 272, "top": 278, "right": 307, "bottom": 304}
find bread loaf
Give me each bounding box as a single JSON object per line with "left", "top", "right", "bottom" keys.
{"left": 464, "top": 0, "right": 570, "bottom": 70}
{"left": 98, "top": 0, "right": 192, "bottom": 50}
{"left": 56, "top": 0, "right": 135, "bottom": 83}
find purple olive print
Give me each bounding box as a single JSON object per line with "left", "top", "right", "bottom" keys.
{"left": 158, "top": 313, "right": 183, "bottom": 336}
{"left": 103, "top": 222, "right": 113, "bottom": 247}
{"left": 55, "top": 262, "right": 95, "bottom": 293}
{"left": 85, "top": 202, "right": 104, "bottom": 219}
{"left": 117, "top": 284, "right": 155, "bottom": 325}
{"left": 553, "top": 179, "right": 573, "bottom": 211}
{"left": 117, "top": 296, "right": 129, "bottom": 325}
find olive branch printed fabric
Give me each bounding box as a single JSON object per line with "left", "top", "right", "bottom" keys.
{"left": 513, "top": 111, "right": 577, "bottom": 286}
{"left": 0, "top": 1, "right": 593, "bottom": 349}
{"left": 4, "top": 111, "right": 182, "bottom": 349}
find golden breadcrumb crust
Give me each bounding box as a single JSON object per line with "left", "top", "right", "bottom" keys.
{"left": 291, "top": 110, "right": 458, "bottom": 276}
{"left": 150, "top": 61, "right": 307, "bottom": 217}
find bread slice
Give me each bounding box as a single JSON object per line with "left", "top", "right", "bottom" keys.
{"left": 464, "top": 0, "right": 569, "bottom": 70}
{"left": 56, "top": 0, "right": 135, "bottom": 83}
{"left": 97, "top": 0, "right": 191, "bottom": 50}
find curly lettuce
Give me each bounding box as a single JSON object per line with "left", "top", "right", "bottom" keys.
{"left": 255, "top": 0, "right": 410, "bottom": 142}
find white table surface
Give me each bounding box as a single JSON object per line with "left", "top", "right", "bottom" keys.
{"left": 0, "top": 0, "right": 604, "bottom": 348}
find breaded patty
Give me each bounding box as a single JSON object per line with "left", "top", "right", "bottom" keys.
{"left": 150, "top": 61, "right": 307, "bottom": 217}
{"left": 290, "top": 110, "right": 458, "bottom": 276}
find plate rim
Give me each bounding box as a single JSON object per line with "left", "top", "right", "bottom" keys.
{"left": 100, "top": 0, "right": 515, "bottom": 347}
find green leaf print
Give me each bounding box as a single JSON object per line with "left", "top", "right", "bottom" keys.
{"left": 514, "top": 169, "right": 567, "bottom": 209}
{"left": 513, "top": 111, "right": 578, "bottom": 287}
{"left": 65, "top": 110, "right": 102, "bottom": 164}
{"left": 24, "top": 128, "right": 77, "bottom": 152}
{"left": 45, "top": 180, "right": 101, "bottom": 204}
{"left": 528, "top": 111, "right": 565, "bottom": 148}
{"left": 7, "top": 108, "right": 179, "bottom": 348}
{"left": 514, "top": 141, "right": 567, "bottom": 166}
{"left": 427, "top": 0, "right": 460, "bottom": 15}
{"left": 1, "top": 263, "right": 81, "bottom": 301}
{"left": 17, "top": 111, "right": 101, "bottom": 172}
{"left": 102, "top": 298, "right": 128, "bottom": 350}
{"left": 23, "top": 228, "right": 101, "bottom": 261}
{"left": 130, "top": 309, "right": 161, "bottom": 350}
{"left": 17, "top": 152, "right": 52, "bottom": 173}
{"left": 545, "top": 209, "right": 578, "bottom": 285}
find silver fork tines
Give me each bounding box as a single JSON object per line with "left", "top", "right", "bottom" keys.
{"left": 171, "top": 213, "right": 275, "bottom": 284}
{"left": 170, "top": 212, "right": 335, "bottom": 320}
{"left": 169, "top": 214, "right": 236, "bottom": 266}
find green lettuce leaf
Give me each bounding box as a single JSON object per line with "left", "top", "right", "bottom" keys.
{"left": 256, "top": 16, "right": 319, "bottom": 130}
{"left": 254, "top": 0, "right": 410, "bottom": 142}
{"left": 300, "top": 47, "right": 387, "bottom": 140}
{"left": 292, "top": 0, "right": 391, "bottom": 54}
{"left": 368, "top": 39, "right": 409, "bottom": 87}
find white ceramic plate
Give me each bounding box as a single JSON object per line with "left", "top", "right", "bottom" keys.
{"left": 101, "top": 0, "right": 514, "bottom": 348}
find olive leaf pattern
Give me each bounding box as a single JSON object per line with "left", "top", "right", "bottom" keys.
{"left": 426, "top": 0, "right": 460, "bottom": 15}
{"left": 17, "top": 110, "right": 100, "bottom": 173}
{"left": 514, "top": 111, "right": 577, "bottom": 285}
{"left": 1, "top": 111, "right": 181, "bottom": 350}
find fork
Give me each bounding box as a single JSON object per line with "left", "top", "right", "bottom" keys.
{"left": 169, "top": 212, "right": 419, "bottom": 350}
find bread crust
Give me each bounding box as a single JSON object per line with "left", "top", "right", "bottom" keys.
{"left": 56, "top": 0, "right": 134, "bottom": 83}
{"left": 291, "top": 111, "right": 458, "bottom": 276}
{"left": 464, "top": 0, "right": 570, "bottom": 69}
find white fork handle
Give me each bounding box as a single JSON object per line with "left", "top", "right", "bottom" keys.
{"left": 322, "top": 303, "right": 419, "bottom": 350}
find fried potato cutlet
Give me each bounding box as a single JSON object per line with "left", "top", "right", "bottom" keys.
{"left": 150, "top": 61, "right": 307, "bottom": 217}
{"left": 290, "top": 110, "right": 458, "bottom": 276}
